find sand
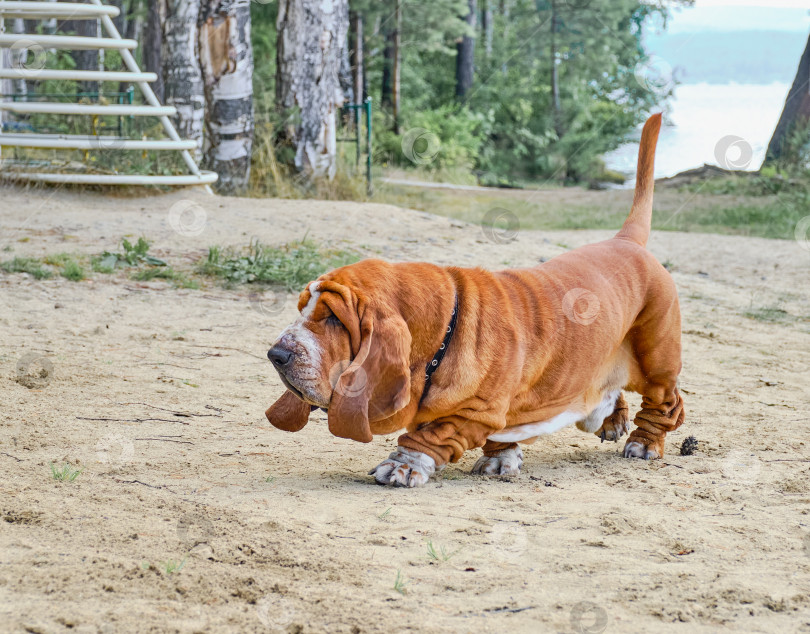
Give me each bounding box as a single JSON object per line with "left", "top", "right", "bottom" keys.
{"left": 1, "top": 185, "right": 809, "bottom": 633}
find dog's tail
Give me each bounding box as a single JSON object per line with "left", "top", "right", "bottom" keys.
{"left": 615, "top": 113, "right": 662, "bottom": 247}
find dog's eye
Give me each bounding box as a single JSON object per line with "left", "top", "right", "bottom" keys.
{"left": 326, "top": 314, "right": 343, "bottom": 328}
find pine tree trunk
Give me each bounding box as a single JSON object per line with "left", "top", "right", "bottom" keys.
{"left": 391, "top": 0, "right": 401, "bottom": 133}
{"left": 456, "top": 0, "right": 476, "bottom": 100}
{"left": 143, "top": 0, "right": 163, "bottom": 102}
{"left": 482, "top": 0, "right": 493, "bottom": 58}
{"left": 765, "top": 32, "right": 810, "bottom": 163}
{"left": 199, "top": 0, "right": 254, "bottom": 195}
{"left": 350, "top": 12, "right": 364, "bottom": 105}
{"left": 163, "top": 0, "right": 204, "bottom": 161}
{"left": 550, "top": 1, "right": 563, "bottom": 139}
{"left": 276, "top": 0, "right": 349, "bottom": 179}
{"left": 381, "top": 26, "right": 394, "bottom": 108}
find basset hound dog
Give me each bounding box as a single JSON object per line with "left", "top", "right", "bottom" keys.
{"left": 265, "top": 113, "right": 685, "bottom": 487}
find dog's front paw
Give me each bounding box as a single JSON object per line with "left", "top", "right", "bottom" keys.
{"left": 368, "top": 447, "right": 436, "bottom": 487}
{"left": 471, "top": 445, "right": 523, "bottom": 476}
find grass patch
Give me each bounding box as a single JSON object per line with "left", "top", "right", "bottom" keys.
{"left": 60, "top": 259, "right": 86, "bottom": 281}
{"left": 373, "top": 180, "right": 806, "bottom": 240}
{"left": 393, "top": 570, "right": 410, "bottom": 595}
{"left": 50, "top": 462, "right": 82, "bottom": 482}
{"left": 1, "top": 257, "right": 52, "bottom": 279}
{"left": 199, "top": 239, "right": 359, "bottom": 290}
{"left": 743, "top": 306, "right": 792, "bottom": 323}
{"left": 426, "top": 540, "right": 457, "bottom": 562}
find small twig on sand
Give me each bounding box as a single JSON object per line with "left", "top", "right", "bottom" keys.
{"left": 118, "top": 403, "right": 225, "bottom": 417}
{"left": 0, "top": 452, "right": 23, "bottom": 462}
{"left": 135, "top": 437, "right": 194, "bottom": 444}
{"left": 77, "top": 417, "right": 190, "bottom": 425}
{"left": 763, "top": 459, "right": 810, "bottom": 463}
{"left": 113, "top": 478, "right": 175, "bottom": 492}
{"left": 484, "top": 606, "right": 536, "bottom": 614}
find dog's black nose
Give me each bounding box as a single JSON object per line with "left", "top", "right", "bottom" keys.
{"left": 267, "top": 345, "right": 293, "bottom": 368}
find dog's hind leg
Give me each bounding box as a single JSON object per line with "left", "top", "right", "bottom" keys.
{"left": 623, "top": 295, "right": 685, "bottom": 460}
{"left": 593, "top": 392, "right": 630, "bottom": 443}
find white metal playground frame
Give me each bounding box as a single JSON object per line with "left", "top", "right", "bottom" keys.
{"left": 0, "top": 0, "right": 217, "bottom": 186}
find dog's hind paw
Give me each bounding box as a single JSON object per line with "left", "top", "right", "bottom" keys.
{"left": 369, "top": 447, "right": 436, "bottom": 487}
{"left": 622, "top": 440, "right": 661, "bottom": 460}
{"left": 471, "top": 445, "right": 523, "bottom": 476}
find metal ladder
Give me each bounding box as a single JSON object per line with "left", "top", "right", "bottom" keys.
{"left": 0, "top": 0, "right": 217, "bottom": 186}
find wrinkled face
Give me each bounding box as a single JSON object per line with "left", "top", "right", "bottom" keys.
{"left": 267, "top": 281, "right": 353, "bottom": 408}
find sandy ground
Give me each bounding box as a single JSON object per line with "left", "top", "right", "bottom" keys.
{"left": 1, "top": 185, "right": 810, "bottom": 634}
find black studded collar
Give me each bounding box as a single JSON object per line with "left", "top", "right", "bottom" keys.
{"left": 420, "top": 293, "right": 459, "bottom": 405}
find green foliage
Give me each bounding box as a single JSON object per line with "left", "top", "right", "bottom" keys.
{"left": 60, "top": 259, "right": 86, "bottom": 282}
{"left": 199, "top": 240, "right": 359, "bottom": 290}
{"left": 0, "top": 257, "right": 52, "bottom": 279}
{"left": 50, "top": 463, "right": 82, "bottom": 482}
{"left": 94, "top": 238, "right": 167, "bottom": 271}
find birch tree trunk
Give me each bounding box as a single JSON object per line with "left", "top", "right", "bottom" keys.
{"left": 456, "top": 0, "right": 476, "bottom": 100}
{"left": 199, "top": 0, "right": 254, "bottom": 195}
{"left": 163, "top": 0, "right": 204, "bottom": 161}
{"left": 10, "top": 19, "right": 27, "bottom": 98}
{"left": 765, "top": 31, "right": 810, "bottom": 164}
{"left": 276, "top": 0, "right": 349, "bottom": 179}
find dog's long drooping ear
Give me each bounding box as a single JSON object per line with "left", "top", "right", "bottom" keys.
{"left": 265, "top": 390, "right": 312, "bottom": 432}
{"left": 324, "top": 292, "right": 412, "bottom": 443}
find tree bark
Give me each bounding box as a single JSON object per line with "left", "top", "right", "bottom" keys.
{"left": 143, "top": 0, "right": 164, "bottom": 102}
{"left": 163, "top": 0, "right": 204, "bottom": 161}
{"left": 276, "top": 0, "right": 349, "bottom": 179}
{"left": 765, "top": 31, "right": 810, "bottom": 164}
{"left": 199, "top": 0, "right": 254, "bottom": 195}
{"left": 456, "top": 0, "right": 476, "bottom": 100}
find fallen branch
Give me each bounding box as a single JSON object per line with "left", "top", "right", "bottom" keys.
{"left": 135, "top": 437, "right": 194, "bottom": 444}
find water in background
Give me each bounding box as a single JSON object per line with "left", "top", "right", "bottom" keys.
{"left": 605, "top": 82, "right": 790, "bottom": 182}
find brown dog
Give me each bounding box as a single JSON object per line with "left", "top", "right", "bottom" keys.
{"left": 265, "top": 113, "right": 684, "bottom": 487}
